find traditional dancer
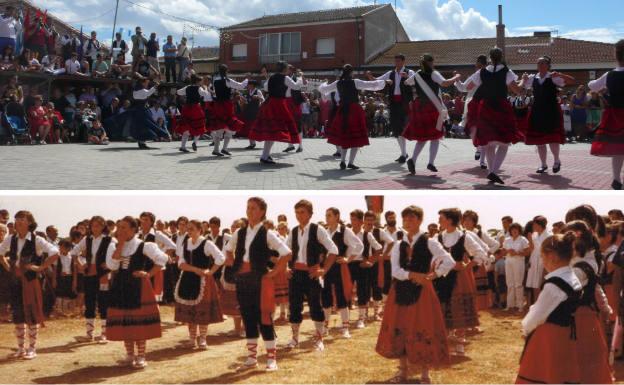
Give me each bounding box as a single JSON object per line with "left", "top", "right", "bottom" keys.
{"left": 123, "top": 78, "right": 170, "bottom": 149}
{"left": 461, "top": 48, "right": 525, "bottom": 184}
{"left": 174, "top": 220, "right": 225, "bottom": 350}
{"left": 286, "top": 200, "right": 338, "bottom": 351}
{"left": 371, "top": 54, "right": 415, "bottom": 163}
{"left": 349, "top": 209, "right": 383, "bottom": 329}
{"left": 382, "top": 211, "right": 404, "bottom": 297}
{"left": 71, "top": 216, "right": 116, "bottom": 343}
{"left": 525, "top": 216, "right": 551, "bottom": 306}
{"left": 106, "top": 216, "right": 168, "bottom": 369}
{"left": 283, "top": 65, "right": 305, "bottom": 153}
{"left": 240, "top": 80, "right": 264, "bottom": 150}
{"left": 600, "top": 221, "right": 622, "bottom": 360}
{"left": 323, "top": 207, "right": 363, "bottom": 339}
{"left": 0, "top": 211, "right": 59, "bottom": 360}
{"left": 588, "top": 39, "right": 624, "bottom": 190}
{"left": 516, "top": 232, "right": 582, "bottom": 384}
{"left": 376, "top": 205, "right": 454, "bottom": 384}
{"left": 206, "top": 216, "right": 231, "bottom": 289}
{"left": 223, "top": 197, "right": 291, "bottom": 371}
{"left": 163, "top": 217, "right": 187, "bottom": 305}
{"left": 436, "top": 208, "right": 489, "bottom": 356}
{"left": 176, "top": 75, "right": 211, "bottom": 153}
{"left": 363, "top": 210, "right": 395, "bottom": 321}
{"left": 138, "top": 212, "right": 176, "bottom": 303}
{"left": 403, "top": 54, "right": 460, "bottom": 174}
{"left": 54, "top": 239, "right": 77, "bottom": 316}
{"left": 251, "top": 61, "right": 303, "bottom": 164}
{"left": 209, "top": 64, "right": 248, "bottom": 157}
{"left": 519, "top": 56, "right": 575, "bottom": 173}
{"left": 318, "top": 64, "right": 386, "bottom": 170}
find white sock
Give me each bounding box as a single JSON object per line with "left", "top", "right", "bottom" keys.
{"left": 180, "top": 132, "right": 189, "bottom": 149}
{"left": 429, "top": 140, "right": 439, "bottom": 165}
{"left": 348, "top": 148, "right": 358, "bottom": 164}
{"left": 340, "top": 308, "right": 350, "bottom": 326}
{"left": 100, "top": 319, "right": 106, "bottom": 337}
{"left": 314, "top": 321, "right": 325, "bottom": 338}
{"left": 323, "top": 308, "right": 332, "bottom": 324}
{"left": 212, "top": 135, "right": 221, "bottom": 153}
{"left": 86, "top": 318, "right": 95, "bottom": 337}
{"left": 397, "top": 136, "right": 407, "bottom": 157}
{"left": 193, "top": 135, "right": 199, "bottom": 147}
{"left": 549, "top": 143, "right": 561, "bottom": 165}
{"left": 358, "top": 307, "right": 366, "bottom": 321}
{"left": 492, "top": 144, "right": 509, "bottom": 174}
{"left": 613, "top": 156, "right": 624, "bottom": 183}
{"left": 298, "top": 135, "right": 303, "bottom": 150}
{"left": 262, "top": 141, "right": 274, "bottom": 160}
{"left": 335, "top": 145, "right": 340, "bottom": 153}
{"left": 411, "top": 141, "right": 426, "bottom": 162}
{"left": 291, "top": 323, "right": 300, "bottom": 341}
{"left": 340, "top": 147, "right": 347, "bottom": 163}
{"left": 537, "top": 145, "right": 548, "bottom": 167}
{"left": 223, "top": 136, "right": 231, "bottom": 151}
{"left": 486, "top": 144, "right": 496, "bottom": 173}
{"left": 479, "top": 146, "right": 487, "bottom": 165}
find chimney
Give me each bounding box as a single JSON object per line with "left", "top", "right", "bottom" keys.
{"left": 496, "top": 4, "right": 506, "bottom": 58}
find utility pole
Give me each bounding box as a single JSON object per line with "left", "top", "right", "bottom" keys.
{"left": 111, "top": 0, "right": 120, "bottom": 48}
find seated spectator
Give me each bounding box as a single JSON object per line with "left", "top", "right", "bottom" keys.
{"left": 181, "top": 62, "right": 195, "bottom": 83}
{"left": 133, "top": 53, "right": 159, "bottom": 79}
{"left": 0, "top": 45, "right": 14, "bottom": 70}
{"left": 27, "top": 95, "right": 51, "bottom": 144}
{"left": 100, "top": 83, "right": 122, "bottom": 107}
{"left": 110, "top": 53, "right": 131, "bottom": 78}
{"left": 102, "top": 97, "right": 120, "bottom": 121}
{"left": 119, "top": 99, "right": 131, "bottom": 114}
{"left": 65, "top": 52, "right": 86, "bottom": 76}
{"left": 17, "top": 48, "right": 41, "bottom": 71}
{"left": 149, "top": 99, "right": 166, "bottom": 130}
{"left": 80, "top": 58, "right": 91, "bottom": 76}
{"left": 87, "top": 120, "right": 109, "bottom": 145}
{"left": 45, "top": 101, "right": 66, "bottom": 144}
{"left": 2, "top": 75, "right": 22, "bottom": 103}
{"left": 42, "top": 53, "right": 65, "bottom": 75}
{"left": 92, "top": 54, "right": 109, "bottom": 77}
{"left": 4, "top": 93, "right": 24, "bottom": 117}
{"left": 79, "top": 86, "right": 97, "bottom": 104}
{"left": 88, "top": 100, "right": 102, "bottom": 121}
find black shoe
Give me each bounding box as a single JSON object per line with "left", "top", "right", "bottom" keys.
{"left": 407, "top": 159, "right": 416, "bottom": 175}
{"left": 296, "top": 147, "right": 303, "bottom": 153}
{"left": 487, "top": 173, "right": 505, "bottom": 185}
{"left": 536, "top": 166, "right": 548, "bottom": 174}
{"left": 267, "top": 156, "right": 274, "bottom": 161}
{"left": 480, "top": 164, "right": 487, "bottom": 170}
{"left": 260, "top": 158, "right": 276, "bottom": 164}
{"left": 612, "top": 180, "right": 623, "bottom": 190}
{"left": 212, "top": 151, "right": 224, "bottom": 157}
{"left": 179, "top": 147, "right": 190, "bottom": 153}
{"left": 427, "top": 164, "right": 438, "bottom": 173}
{"left": 340, "top": 161, "right": 346, "bottom": 170}
{"left": 396, "top": 155, "right": 407, "bottom": 164}
{"left": 475, "top": 151, "right": 481, "bottom": 161}
{"left": 333, "top": 152, "right": 341, "bottom": 158}
{"left": 221, "top": 149, "right": 231, "bottom": 156}
{"left": 347, "top": 164, "right": 359, "bottom": 170}
{"left": 209, "top": 142, "right": 214, "bottom": 147}
{"left": 192, "top": 142, "right": 197, "bottom": 152}
{"left": 283, "top": 146, "right": 295, "bottom": 153}
{"left": 138, "top": 142, "right": 152, "bottom": 150}
{"left": 245, "top": 145, "right": 256, "bottom": 150}
{"left": 553, "top": 162, "right": 561, "bottom": 174}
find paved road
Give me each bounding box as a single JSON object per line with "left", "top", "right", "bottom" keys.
{"left": 0, "top": 138, "right": 612, "bottom": 190}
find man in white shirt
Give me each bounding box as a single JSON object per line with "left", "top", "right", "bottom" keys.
{"left": 364, "top": 211, "right": 394, "bottom": 320}
{"left": 382, "top": 210, "right": 404, "bottom": 296}
{"left": 0, "top": 6, "right": 19, "bottom": 54}
{"left": 139, "top": 212, "right": 176, "bottom": 303}
{"left": 149, "top": 100, "right": 167, "bottom": 130}
{"left": 286, "top": 200, "right": 338, "bottom": 351}
{"left": 206, "top": 216, "right": 231, "bottom": 284}
{"left": 65, "top": 52, "right": 86, "bottom": 77}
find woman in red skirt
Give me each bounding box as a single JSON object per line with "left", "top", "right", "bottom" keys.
{"left": 250, "top": 61, "right": 304, "bottom": 165}
{"left": 209, "top": 64, "right": 248, "bottom": 157}
{"left": 589, "top": 40, "right": 624, "bottom": 190}
{"left": 376, "top": 205, "right": 454, "bottom": 384}
{"left": 516, "top": 232, "right": 582, "bottom": 384}
{"left": 402, "top": 55, "right": 460, "bottom": 175}
{"left": 106, "top": 216, "right": 168, "bottom": 369}
{"left": 0, "top": 211, "right": 59, "bottom": 360}
{"left": 175, "top": 220, "right": 225, "bottom": 349}
{"left": 436, "top": 208, "right": 489, "bottom": 356}
{"left": 461, "top": 48, "right": 525, "bottom": 185}
{"left": 519, "top": 56, "right": 575, "bottom": 174}
{"left": 175, "top": 75, "right": 212, "bottom": 153}
{"left": 319, "top": 64, "right": 386, "bottom": 170}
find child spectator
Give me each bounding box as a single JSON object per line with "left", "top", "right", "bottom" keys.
{"left": 0, "top": 45, "right": 14, "bottom": 70}
{"left": 45, "top": 101, "right": 65, "bottom": 144}
{"left": 28, "top": 95, "right": 51, "bottom": 144}
{"left": 92, "top": 54, "right": 109, "bottom": 78}
{"left": 87, "top": 120, "right": 109, "bottom": 145}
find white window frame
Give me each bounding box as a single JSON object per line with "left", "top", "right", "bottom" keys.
{"left": 316, "top": 38, "right": 335, "bottom": 57}
{"left": 259, "top": 32, "right": 301, "bottom": 63}
{"left": 232, "top": 44, "right": 248, "bottom": 61}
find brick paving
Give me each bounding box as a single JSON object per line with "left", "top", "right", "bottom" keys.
{"left": 0, "top": 138, "right": 614, "bottom": 190}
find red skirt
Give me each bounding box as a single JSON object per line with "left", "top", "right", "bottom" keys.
{"left": 575, "top": 306, "right": 613, "bottom": 384}
{"left": 176, "top": 104, "right": 206, "bottom": 136}
{"left": 516, "top": 323, "right": 580, "bottom": 384}
{"left": 474, "top": 265, "right": 492, "bottom": 311}
{"left": 152, "top": 269, "right": 163, "bottom": 297}
{"left": 473, "top": 98, "right": 525, "bottom": 147}
{"left": 327, "top": 103, "right": 370, "bottom": 149}
{"left": 220, "top": 284, "right": 240, "bottom": 316}
{"left": 273, "top": 271, "right": 289, "bottom": 305}
{"left": 287, "top": 98, "right": 303, "bottom": 123}
{"left": 376, "top": 281, "right": 450, "bottom": 368}
{"left": 465, "top": 99, "right": 480, "bottom": 137}
{"left": 515, "top": 113, "right": 530, "bottom": 137}
{"left": 403, "top": 100, "right": 444, "bottom": 142}
{"left": 591, "top": 107, "right": 624, "bottom": 156}
{"left": 107, "top": 278, "right": 162, "bottom": 341}
{"left": 250, "top": 98, "right": 301, "bottom": 144}
{"left": 207, "top": 100, "right": 244, "bottom": 133}
{"left": 525, "top": 108, "right": 565, "bottom": 145}
{"left": 445, "top": 268, "right": 479, "bottom": 330}
{"left": 174, "top": 276, "right": 224, "bottom": 325}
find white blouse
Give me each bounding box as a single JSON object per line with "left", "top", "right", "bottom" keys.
{"left": 329, "top": 226, "right": 363, "bottom": 257}
{"left": 224, "top": 222, "right": 290, "bottom": 262}
{"left": 177, "top": 236, "right": 225, "bottom": 267}
{"left": 588, "top": 67, "right": 624, "bottom": 92}
{"left": 318, "top": 79, "right": 386, "bottom": 95}
{"left": 106, "top": 236, "right": 168, "bottom": 271}
{"left": 440, "top": 230, "right": 489, "bottom": 264}
{"left": 287, "top": 224, "right": 339, "bottom": 264}
{"left": 391, "top": 231, "right": 455, "bottom": 281}
{"left": 352, "top": 229, "right": 383, "bottom": 261}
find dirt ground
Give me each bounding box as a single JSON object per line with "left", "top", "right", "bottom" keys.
{"left": 0, "top": 305, "right": 621, "bottom": 384}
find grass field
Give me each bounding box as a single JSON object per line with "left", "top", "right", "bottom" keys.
{"left": 0, "top": 305, "right": 621, "bottom": 384}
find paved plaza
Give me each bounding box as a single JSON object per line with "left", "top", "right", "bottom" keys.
{"left": 0, "top": 138, "right": 613, "bottom": 190}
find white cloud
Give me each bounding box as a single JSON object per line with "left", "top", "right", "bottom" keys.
{"left": 561, "top": 28, "right": 623, "bottom": 43}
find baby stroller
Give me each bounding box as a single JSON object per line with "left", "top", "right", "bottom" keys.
{"left": 1, "top": 106, "right": 32, "bottom": 145}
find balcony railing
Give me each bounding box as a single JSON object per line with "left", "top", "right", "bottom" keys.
{"left": 259, "top": 53, "right": 301, "bottom": 64}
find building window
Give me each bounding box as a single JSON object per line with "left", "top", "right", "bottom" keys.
{"left": 259, "top": 32, "right": 301, "bottom": 64}
{"left": 232, "top": 44, "right": 247, "bottom": 61}
{"left": 316, "top": 38, "right": 335, "bottom": 57}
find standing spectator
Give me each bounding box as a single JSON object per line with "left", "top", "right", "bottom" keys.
{"left": 374, "top": 104, "right": 389, "bottom": 137}
{"left": 102, "top": 97, "right": 120, "bottom": 121}
{"left": 177, "top": 36, "right": 191, "bottom": 78}
{"left": 84, "top": 31, "right": 100, "bottom": 69}
{"left": 587, "top": 91, "right": 604, "bottom": 132}
{"left": 162, "top": 35, "right": 177, "bottom": 83}
{"left": 300, "top": 95, "right": 312, "bottom": 137}
{"left": 131, "top": 26, "right": 148, "bottom": 65}
{"left": 0, "top": 6, "right": 19, "bottom": 54}
{"left": 111, "top": 32, "right": 128, "bottom": 59}
{"left": 570, "top": 85, "right": 589, "bottom": 142}
{"left": 24, "top": 15, "right": 48, "bottom": 58}
{"left": 44, "top": 18, "right": 57, "bottom": 55}
{"left": 561, "top": 95, "right": 573, "bottom": 141}
{"left": 92, "top": 54, "right": 109, "bottom": 77}
{"left": 502, "top": 223, "right": 530, "bottom": 313}
{"left": 365, "top": 97, "right": 377, "bottom": 136}
{"left": 146, "top": 32, "right": 160, "bottom": 75}
{"left": 60, "top": 33, "right": 80, "bottom": 61}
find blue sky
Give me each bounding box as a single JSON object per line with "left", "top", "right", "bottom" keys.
{"left": 31, "top": 0, "right": 622, "bottom": 47}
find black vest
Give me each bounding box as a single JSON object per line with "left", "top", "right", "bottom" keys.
{"left": 574, "top": 260, "right": 599, "bottom": 311}
{"left": 394, "top": 234, "right": 433, "bottom": 306}
{"left": 230, "top": 226, "right": 271, "bottom": 278}
{"left": 185, "top": 85, "right": 202, "bottom": 105}
{"left": 414, "top": 70, "right": 440, "bottom": 104}
{"left": 290, "top": 223, "right": 322, "bottom": 268}
{"left": 362, "top": 231, "right": 372, "bottom": 259}
{"left": 606, "top": 71, "right": 624, "bottom": 108}
{"left": 177, "top": 239, "right": 213, "bottom": 301}
{"left": 388, "top": 69, "right": 413, "bottom": 104}
{"left": 244, "top": 89, "right": 261, "bottom": 120}
{"left": 331, "top": 226, "right": 348, "bottom": 257}
{"left": 290, "top": 75, "right": 304, "bottom": 104}
{"left": 109, "top": 242, "right": 147, "bottom": 309}
{"left": 9, "top": 233, "right": 41, "bottom": 281}
{"left": 141, "top": 232, "right": 157, "bottom": 272}
{"left": 337, "top": 79, "right": 359, "bottom": 106}
{"left": 543, "top": 277, "right": 581, "bottom": 327}
{"left": 268, "top": 74, "right": 288, "bottom": 98}
{"left": 433, "top": 232, "right": 466, "bottom": 304}
{"left": 530, "top": 75, "right": 560, "bottom": 133}
{"left": 85, "top": 236, "right": 113, "bottom": 278}
{"left": 480, "top": 66, "right": 510, "bottom": 103}
{"left": 213, "top": 78, "right": 232, "bottom": 102}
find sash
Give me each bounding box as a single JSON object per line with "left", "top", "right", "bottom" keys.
{"left": 412, "top": 72, "right": 448, "bottom": 132}
{"left": 340, "top": 263, "right": 353, "bottom": 301}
